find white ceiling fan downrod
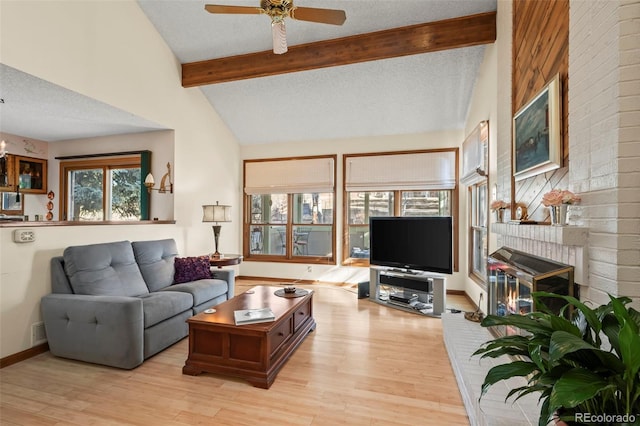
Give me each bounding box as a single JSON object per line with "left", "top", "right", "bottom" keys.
{"left": 271, "top": 20, "right": 288, "bottom": 54}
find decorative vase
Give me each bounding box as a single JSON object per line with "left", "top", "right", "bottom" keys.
{"left": 495, "top": 209, "right": 505, "bottom": 223}
{"left": 550, "top": 204, "right": 568, "bottom": 226}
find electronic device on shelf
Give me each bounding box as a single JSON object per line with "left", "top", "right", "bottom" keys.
{"left": 369, "top": 216, "right": 453, "bottom": 275}
{"left": 389, "top": 292, "right": 418, "bottom": 304}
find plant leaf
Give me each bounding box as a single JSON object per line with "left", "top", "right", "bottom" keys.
{"left": 534, "top": 292, "right": 602, "bottom": 337}
{"left": 538, "top": 396, "right": 553, "bottom": 426}
{"left": 628, "top": 307, "right": 640, "bottom": 330}
{"left": 481, "top": 314, "right": 553, "bottom": 336}
{"left": 602, "top": 313, "right": 622, "bottom": 356}
{"left": 618, "top": 318, "right": 640, "bottom": 380}
{"left": 480, "top": 361, "right": 539, "bottom": 397}
{"left": 610, "top": 295, "right": 639, "bottom": 334}
{"left": 530, "top": 343, "right": 546, "bottom": 372}
{"left": 549, "top": 330, "right": 596, "bottom": 364}
{"left": 545, "top": 313, "right": 581, "bottom": 336}
{"left": 550, "top": 368, "right": 612, "bottom": 409}
{"left": 549, "top": 331, "right": 625, "bottom": 372}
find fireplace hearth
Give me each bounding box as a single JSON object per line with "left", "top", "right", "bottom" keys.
{"left": 488, "top": 247, "right": 575, "bottom": 336}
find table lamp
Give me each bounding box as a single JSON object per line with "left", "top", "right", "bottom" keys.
{"left": 202, "top": 202, "right": 232, "bottom": 258}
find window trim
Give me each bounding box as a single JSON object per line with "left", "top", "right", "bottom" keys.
{"left": 468, "top": 182, "right": 488, "bottom": 288}
{"left": 342, "top": 149, "right": 459, "bottom": 271}
{"left": 242, "top": 155, "right": 337, "bottom": 264}
{"left": 59, "top": 156, "right": 147, "bottom": 221}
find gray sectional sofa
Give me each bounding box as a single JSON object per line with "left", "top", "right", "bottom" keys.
{"left": 41, "top": 238, "right": 234, "bottom": 369}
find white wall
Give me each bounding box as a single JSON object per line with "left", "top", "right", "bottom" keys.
{"left": 0, "top": 225, "right": 181, "bottom": 359}
{"left": 240, "top": 130, "right": 467, "bottom": 290}
{"left": 458, "top": 0, "right": 511, "bottom": 313}
{"left": 0, "top": 1, "right": 241, "bottom": 358}
{"left": 460, "top": 41, "right": 499, "bottom": 313}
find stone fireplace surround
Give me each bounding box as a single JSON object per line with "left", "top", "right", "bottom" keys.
{"left": 443, "top": 223, "right": 588, "bottom": 425}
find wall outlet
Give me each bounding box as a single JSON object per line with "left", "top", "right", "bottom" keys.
{"left": 307, "top": 266, "right": 312, "bottom": 273}
{"left": 13, "top": 229, "right": 36, "bottom": 243}
{"left": 31, "top": 321, "right": 47, "bottom": 346}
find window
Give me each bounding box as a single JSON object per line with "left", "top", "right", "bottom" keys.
{"left": 343, "top": 149, "right": 458, "bottom": 269}
{"left": 347, "top": 191, "right": 393, "bottom": 260}
{"left": 244, "top": 156, "right": 336, "bottom": 263}
{"left": 470, "top": 182, "right": 488, "bottom": 285}
{"left": 60, "top": 155, "right": 149, "bottom": 221}
{"left": 462, "top": 121, "right": 489, "bottom": 285}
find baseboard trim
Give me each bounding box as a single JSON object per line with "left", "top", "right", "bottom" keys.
{"left": 1, "top": 342, "right": 49, "bottom": 369}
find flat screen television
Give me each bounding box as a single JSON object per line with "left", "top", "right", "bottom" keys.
{"left": 369, "top": 216, "right": 453, "bottom": 274}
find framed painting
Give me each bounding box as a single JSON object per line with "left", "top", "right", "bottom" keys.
{"left": 513, "top": 74, "right": 562, "bottom": 181}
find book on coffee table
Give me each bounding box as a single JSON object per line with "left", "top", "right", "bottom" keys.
{"left": 234, "top": 307, "right": 276, "bottom": 325}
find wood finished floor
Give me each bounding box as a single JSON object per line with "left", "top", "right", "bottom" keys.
{"left": 0, "top": 280, "right": 474, "bottom": 425}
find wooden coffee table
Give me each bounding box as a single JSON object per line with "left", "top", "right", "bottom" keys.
{"left": 182, "top": 285, "right": 316, "bottom": 388}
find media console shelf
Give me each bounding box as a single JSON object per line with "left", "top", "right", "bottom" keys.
{"left": 369, "top": 266, "right": 446, "bottom": 318}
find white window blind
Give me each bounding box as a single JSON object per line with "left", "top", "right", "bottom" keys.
{"left": 345, "top": 151, "right": 457, "bottom": 192}
{"left": 245, "top": 157, "right": 335, "bottom": 194}
{"left": 461, "top": 121, "right": 488, "bottom": 186}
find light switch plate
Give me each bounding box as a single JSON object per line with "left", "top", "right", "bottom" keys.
{"left": 13, "top": 229, "right": 35, "bottom": 243}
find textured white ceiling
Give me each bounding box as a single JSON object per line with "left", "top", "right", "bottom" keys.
{"left": 0, "top": 0, "right": 497, "bottom": 145}
{"left": 138, "top": 0, "right": 496, "bottom": 144}
{"left": 202, "top": 47, "right": 485, "bottom": 144}
{"left": 0, "top": 64, "right": 165, "bottom": 142}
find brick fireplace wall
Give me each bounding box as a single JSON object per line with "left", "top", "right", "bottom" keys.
{"left": 567, "top": 0, "right": 640, "bottom": 305}
{"left": 492, "top": 0, "right": 639, "bottom": 306}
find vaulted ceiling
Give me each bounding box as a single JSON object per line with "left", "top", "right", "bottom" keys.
{"left": 0, "top": 1, "right": 497, "bottom": 145}
{"left": 139, "top": 0, "right": 497, "bottom": 145}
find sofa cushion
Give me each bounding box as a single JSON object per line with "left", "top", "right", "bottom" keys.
{"left": 63, "top": 241, "right": 149, "bottom": 297}
{"left": 138, "top": 291, "right": 192, "bottom": 328}
{"left": 163, "top": 279, "right": 229, "bottom": 306}
{"left": 132, "top": 239, "right": 179, "bottom": 292}
{"left": 173, "top": 256, "right": 211, "bottom": 284}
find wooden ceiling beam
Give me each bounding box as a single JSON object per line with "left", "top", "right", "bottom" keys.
{"left": 181, "top": 11, "right": 496, "bottom": 87}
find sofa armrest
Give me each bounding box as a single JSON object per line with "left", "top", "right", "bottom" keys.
{"left": 211, "top": 269, "right": 235, "bottom": 299}
{"left": 41, "top": 294, "right": 144, "bottom": 369}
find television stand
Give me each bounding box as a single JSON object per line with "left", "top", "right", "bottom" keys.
{"left": 369, "top": 267, "right": 446, "bottom": 317}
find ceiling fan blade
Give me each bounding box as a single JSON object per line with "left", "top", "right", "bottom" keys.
{"left": 272, "top": 21, "right": 288, "bottom": 54}
{"left": 204, "top": 4, "right": 263, "bottom": 15}
{"left": 290, "top": 7, "right": 346, "bottom": 25}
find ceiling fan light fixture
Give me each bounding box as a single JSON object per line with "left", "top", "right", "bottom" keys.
{"left": 205, "top": 1, "right": 345, "bottom": 55}
{"left": 272, "top": 20, "right": 288, "bottom": 54}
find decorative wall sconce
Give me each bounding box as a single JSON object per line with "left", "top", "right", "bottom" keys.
{"left": 202, "top": 201, "right": 232, "bottom": 258}
{"left": 144, "top": 162, "right": 173, "bottom": 194}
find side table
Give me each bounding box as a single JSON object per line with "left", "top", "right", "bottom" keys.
{"left": 209, "top": 254, "right": 243, "bottom": 269}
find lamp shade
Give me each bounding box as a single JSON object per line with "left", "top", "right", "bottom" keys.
{"left": 202, "top": 203, "right": 231, "bottom": 223}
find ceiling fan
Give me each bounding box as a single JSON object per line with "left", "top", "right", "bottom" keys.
{"left": 205, "top": 1, "right": 346, "bottom": 54}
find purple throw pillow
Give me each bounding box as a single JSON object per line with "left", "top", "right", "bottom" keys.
{"left": 173, "top": 256, "right": 211, "bottom": 284}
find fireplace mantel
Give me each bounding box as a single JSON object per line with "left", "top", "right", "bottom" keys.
{"left": 491, "top": 223, "right": 588, "bottom": 247}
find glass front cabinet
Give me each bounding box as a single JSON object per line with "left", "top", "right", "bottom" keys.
{"left": 0, "top": 154, "right": 48, "bottom": 194}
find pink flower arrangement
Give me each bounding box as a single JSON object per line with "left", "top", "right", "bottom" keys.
{"left": 541, "top": 189, "right": 581, "bottom": 207}
{"left": 490, "top": 200, "right": 508, "bottom": 211}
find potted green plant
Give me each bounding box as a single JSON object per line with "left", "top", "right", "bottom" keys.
{"left": 473, "top": 291, "right": 640, "bottom": 426}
